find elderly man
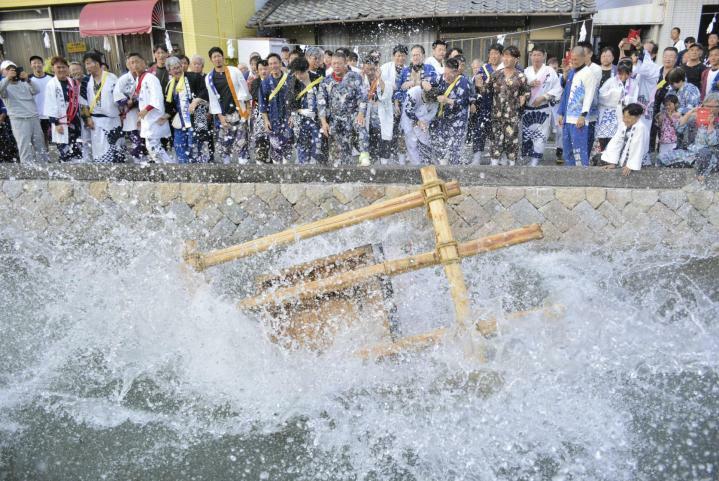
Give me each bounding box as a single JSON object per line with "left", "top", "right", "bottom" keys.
{"left": 163, "top": 56, "right": 208, "bottom": 163}
{"left": 206, "top": 46, "right": 252, "bottom": 164}
{"left": 305, "top": 46, "right": 326, "bottom": 77}
{"left": 0, "top": 61, "right": 48, "bottom": 162}
{"left": 683, "top": 43, "right": 707, "bottom": 89}
{"left": 557, "top": 46, "right": 599, "bottom": 166}
{"left": 318, "top": 51, "right": 365, "bottom": 165}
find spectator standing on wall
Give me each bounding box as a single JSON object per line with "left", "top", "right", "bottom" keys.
{"left": 0, "top": 62, "right": 48, "bottom": 163}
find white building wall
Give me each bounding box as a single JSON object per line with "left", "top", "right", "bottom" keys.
{"left": 655, "top": 0, "right": 707, "bottom": 51}
{"left": 593, "top": 0, "right": 708, "bottom": 52}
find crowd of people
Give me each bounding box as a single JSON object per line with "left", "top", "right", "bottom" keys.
{"left": 0, "top": 27, "right": 717, "bottom": 179}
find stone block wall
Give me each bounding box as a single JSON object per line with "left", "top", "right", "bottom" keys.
{"left": 1, "top": 179, "right": 717, "bottom": 251}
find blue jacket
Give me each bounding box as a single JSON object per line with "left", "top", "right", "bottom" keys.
{"left": 393, "top": 64, "right": 438, "bottom": 104}
{"left": 259, "top": 73, "right": 289, "bottom": 129}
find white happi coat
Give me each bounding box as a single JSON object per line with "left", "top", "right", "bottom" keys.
{"left": 113, "top": 71, "right": 140, "bottom": 132}
{"left": 136, "top": 72, "right": 171, "bottom": 140}
{"left": 82, "top": 72, "right": 121, "bottom": 125}
{"left": 601, "top": 120, "right": 648, "bottom": 171}
{"left": 525, "top": 64, "right": 562, "bottom": 109}
{"left": 205, "top": 66, "right": 251, "bottom": 116}
{"left": 44, "top": 76, "right": 79, "bottom": 144}
{"left": 596, "top": 75, "right": 639, "bottom": 139}
{"left": 81, "top": 72, "right": 121, "bottom": 160}
{"left": 362, "top": 75, "right": 394, "bottom": 141}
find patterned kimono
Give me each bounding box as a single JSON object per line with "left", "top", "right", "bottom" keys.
{"left": 665, "top": 83, "right": 701, "bottom": 114}
{"left": 287, "top": 74, "right": 322, "bottom": 164}
{"left": 657, "top": 118, "right": 719, "bottom": 168}
{"left": 430, "top": 75, "right": 471, "bottom": 165}
{"left": 318, "top": 71, "right": 365, "bottom": 165}
{"left": 596, "top": 76, "right": 638, "bottom": 141}
{"left": 259, "top": 72, "right": 292, "bottom": 164}
{"left": 81, "top": 72, "right": 124, "bottom": 163}
{"left": 521, "top": 64, "right": 563, "bottom": 165}
{"left": 472, "top": 63, "right": 498, "bottom": 154}
{"left": 480, "top": 68, "right": 530, "bottom": 164}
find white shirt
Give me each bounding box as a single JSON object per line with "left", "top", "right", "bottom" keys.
{"left": 31, "top": 73, "right": 53, "bottom": 120}
{"left": 113, "top": 71, "right": 140, "bottom": 132}
{"left": 137, "top": 72, "right": 170, "bottom": 139}
{"left": 426, "top": 56, "right": 444, "bottom": 75}
{"left": 706, "top": 68, "right": 719, "bottom": 98}
{"left": 674, "top": 39, "right": 684, "bottom": 51}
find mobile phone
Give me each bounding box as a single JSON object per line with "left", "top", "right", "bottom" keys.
{"left": 15, "top": 66, "right": 24, "bottom": 78}
{"left": 695, "top": 107, "right": 712, "bottom": 128}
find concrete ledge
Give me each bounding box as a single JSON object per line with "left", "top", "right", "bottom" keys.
{"left": 0, "top": 164, "right": 714, "bottom": 190}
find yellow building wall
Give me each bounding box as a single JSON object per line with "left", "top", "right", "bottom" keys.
{"left": 179, "top": 0, "right": 256, "bottom": 67}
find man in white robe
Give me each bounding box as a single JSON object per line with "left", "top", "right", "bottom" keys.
{"left": 113, "top": 54, "right": 145, "bottom": 162}
{"left": 44, "top": 56, "right": 82, "bottom": 162}
{"left": 426, "top": 39, "right": 447, "bottom": 76}
{"left": 131, "top": 54, "right": 172, "bottom": 163}
{"left": 601, "top": 103, "right": 648, "bottom": 176}
{"left": 521, "top": 48, "right": 563, "bottom": 166}
{"left": 80, "top": 52, "right": 123, "bottom": 163}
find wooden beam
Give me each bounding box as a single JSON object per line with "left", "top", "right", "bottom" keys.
{"left": 184, "top": 180, "right": 462, "bottom": 271}
{"left": 239, "top": 224, "right": 543, "bottom": 310}
{"left": 420, "top": 166, "right": 471, "bottom": 330}
{"left": 354, "top": 304, "right": 564, "bottom": 360}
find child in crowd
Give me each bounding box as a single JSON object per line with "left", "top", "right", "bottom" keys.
{"left": 601, "top": 103, "right": 647, "bottom": 176}
{"left": 655, "top": 94, "right": 681, "bottom": 154}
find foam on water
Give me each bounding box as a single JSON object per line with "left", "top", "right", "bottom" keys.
{"left": 0, "top": 200, "right": 717, "bottom": 480}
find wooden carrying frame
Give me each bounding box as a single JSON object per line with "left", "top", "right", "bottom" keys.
{"left": 184, "top": 166, "right": 544, "bottom": 356}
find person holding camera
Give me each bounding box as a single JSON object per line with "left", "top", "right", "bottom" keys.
{"left": 0, "top": 61, "right": 48, "bottom": 163}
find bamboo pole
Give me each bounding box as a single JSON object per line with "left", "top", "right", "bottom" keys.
{"left": 420, "top": 166, "right": 471, "bottom": 330}
{"left": 239, "top": 224, "right": 543, "bottom": 310}
{"left": 183, "top": 181, "right": 462, "bottom": 271}
{"left": 354, "top": 304, "right": 564, "bottom": 360}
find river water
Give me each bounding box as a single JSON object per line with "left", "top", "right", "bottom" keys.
{"left": 1, "top": 203, "right": 717, "bottom": 481}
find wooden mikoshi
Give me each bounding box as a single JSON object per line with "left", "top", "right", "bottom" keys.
{"left": 184, "top": 166, "right": 545, "bottom": 355}
{"left": 252, "top": 245, "right": 396, "bottom": 351}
